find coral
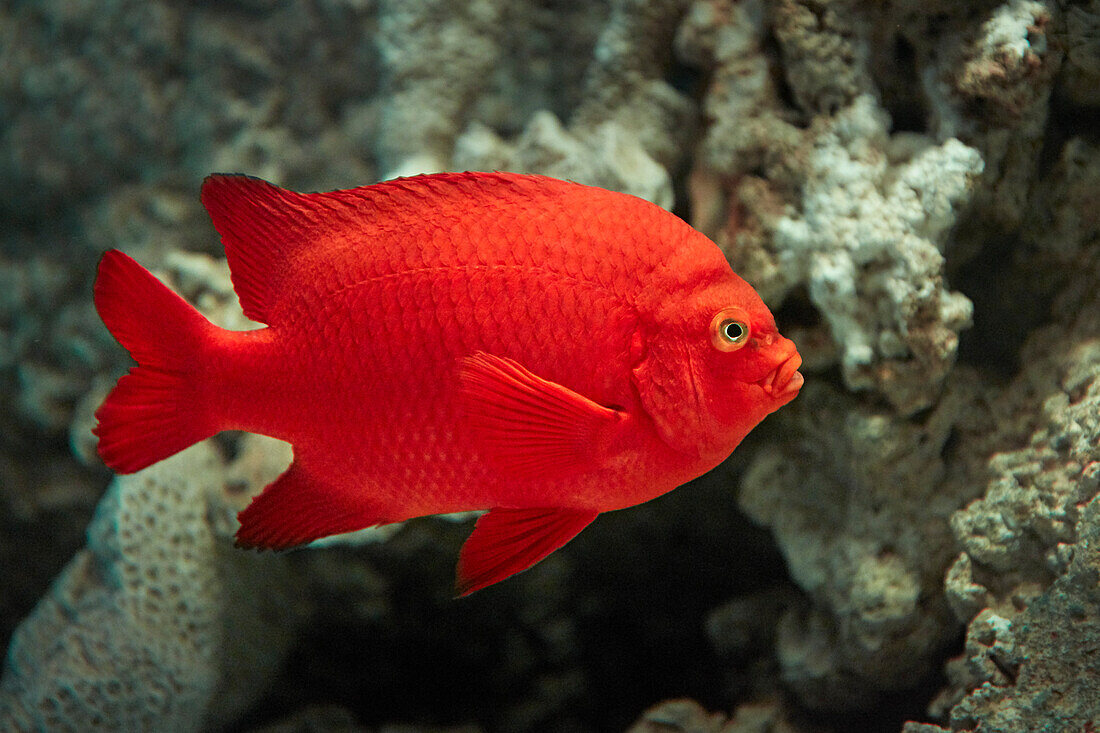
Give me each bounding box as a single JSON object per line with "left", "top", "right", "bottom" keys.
{"left": 922, "top": 247, "right": 1100, "bottom": 729}
{"left": 377, "top": 0, "right": 698, "bottom": 199}
{"left": 0, "top": 252, "right": 309, "bottom": 732}
{"left": 772, "top": 96, "right": 982, "bottom": 414}
{"left": 676, "top": 0, "right": 805, "bottom": 192}
{"left": 568, "top": 0, "right": 696, "bottom": 170}
{"left": 627, "top": 699, "right": 730, "bottom": 733}
{"left": 453, "top": 0, "right": 696, "bottom": 208}
{"left": 0, "top": 444, "right": 304, "bottom": 732}
{"left": 918, "top": 495, "right": 1100, "bottom": 732}
{"left": 679, "top": 0, "right": 1088, "bottom": 719}
{"left": 737, "top": 367, "right": 993, "bottom": 709}
{"left": 0, "top": 0, "right": 182, "bottom": 218}
{"left": 770, "top": 0, "right": 875, "bottom": 116}
{"left": 699, "top": 86, "right": 985, "bottom": 704}
{"left": 250, "top": 705, "right": 483, "bottom": 733}
{"left": 1016, "top": 137, "right": 1100, "bottom": 297}
{"left": 949, "top": 500, "right": 1100, "bottom": 731}
{"left": 949, "top": 0, "right": 1057, "bottom": 121}
{"left": 0, "top": 1, "right": 376, "bottom": 220}
{"left": 374, "top": 0, "right": 507, "bottom": 179}
{"left": 0, "top": 249, "right": 114, "bottom": 438}
{"left": 453, "top": 111, "right": 676, "bottom": 208}
{"left": 1061, "top": 0, "right": 1100, "bottom": 106}
{"left": 917, "top": 0, "right": 1062, "bottom": 238}
{"left": 627, "top": 698, "right": 815, "bottom": 733}
{"left": 681, "top": 4, "right": 984, "bottom": 414}
{"left": 0, "top": 246, "right": 114, "bottom": 668}
{"left": 706, "top": 585, "right": 802, "bottom": 661}
{"left": 0, "top": 452, "right": 101, "bottom": 664}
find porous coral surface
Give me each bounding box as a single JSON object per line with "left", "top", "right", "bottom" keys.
{"left": 0, "top": 444, "right": 303, "bottom": 732}
{"left": 2, "top": 0, "right": 1099, "bottom": 731}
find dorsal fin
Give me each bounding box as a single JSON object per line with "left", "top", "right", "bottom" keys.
{"left": 200, "top": 171, "right": 580, "bottom": 324}
{"left": 200, "top": 174, "right": 329, "bottom": 324}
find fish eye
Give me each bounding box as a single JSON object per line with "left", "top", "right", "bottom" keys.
{"left": 710, "top": 307, "right": 751, "bottom": 352}
{"left": 722, "top": 320, "right": 746, "bottom": 342}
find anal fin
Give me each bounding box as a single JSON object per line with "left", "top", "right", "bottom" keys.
{"left": 236, "top": 460, "right": 388, "bottom": 550}
{"left": 455, "top": 507, "right": 598, "bottom": 596}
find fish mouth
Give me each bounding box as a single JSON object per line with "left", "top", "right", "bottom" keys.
{"left": 758, "top": 353, "right": 804, "bottom": 401}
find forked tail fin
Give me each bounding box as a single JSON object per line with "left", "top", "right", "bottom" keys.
{"left": 93, "top": 250, "right": 222, "bottom": 473}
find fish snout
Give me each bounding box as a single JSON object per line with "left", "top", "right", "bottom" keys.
{"left": 761, "top": 352, "right": 803, "bottom": 401}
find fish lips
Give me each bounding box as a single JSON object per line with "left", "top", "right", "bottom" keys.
{"left": 757, "top": 352, "right": 803, "bottom": 402}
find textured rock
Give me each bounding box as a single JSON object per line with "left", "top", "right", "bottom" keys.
{"left": 679, "top": 1, "right": 1094, "bottom": 720}
{"left": 677, "top": 0, "right": 806, "bottom": 192}
{"left": 569, "top": 0, "right": 696, "bottom": 170}
{"left": 919, "top": 0, "right": 1062, "bottom": 238}
{"left": 0, "top": 249, "right": 113, "bottom": 438}
{"left": 941, "top": 494, "right": 1100, "bottom": 731}
{"left": 453, "top": 111, "right": 675, "bottom": 208}
{"left": 0, "top": 253, "right": 310, "bottom": 732}
{"left": 1061, "top": 0, "right": 1100, "bottom": 106}
{"left": 681, "top": 3, "right": 985, "bottom": 414}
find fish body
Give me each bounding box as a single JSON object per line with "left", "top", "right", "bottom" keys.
{"left": 93, "top": 172, "right": 802, "bottom": 594}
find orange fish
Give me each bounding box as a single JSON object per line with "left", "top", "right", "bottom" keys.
{"left": 93, "top": 172, "right": 802, "bottom": 595}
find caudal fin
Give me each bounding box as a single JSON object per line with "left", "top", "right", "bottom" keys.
{"left": 93, "top": 250, "right": 221, "bottom": 473}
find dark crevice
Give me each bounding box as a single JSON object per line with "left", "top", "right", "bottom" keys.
{"left": 880, "top": 33, "right": 928, "bottom": 133}
{"left": 953, "top": 233, "right": 1056, "bottom": 381}
{"left": 228, "top": 470, "right": 793, "bottom": 733}
{"left": 773, "top": 285, "right": 821, "bottom": 331}
{"left": 762, "top": 32, "right": 807, "bottom": 127}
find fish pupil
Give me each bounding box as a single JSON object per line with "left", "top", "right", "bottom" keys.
{"left": 723, "top": 320, "right": 745, "bottom": 342}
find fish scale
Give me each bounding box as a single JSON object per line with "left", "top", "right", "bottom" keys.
{"left": 92, "top": 171, "right": 803, "bottom": 595}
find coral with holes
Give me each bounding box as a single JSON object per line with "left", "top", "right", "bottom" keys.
{"left": 0, "top": 435, "right": 318, "bottom": 732}
{"left": 0, "top": 253, "right": 309, "bottom": 732}
{"left": 0, "top": 444, "right": 302, "bottom": 732}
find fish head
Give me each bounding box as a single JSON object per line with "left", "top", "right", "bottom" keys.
{"left": 634, "top": 273, "right": 802, "bottom": 463}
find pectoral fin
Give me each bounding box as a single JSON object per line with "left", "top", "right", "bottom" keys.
{"left": 455, "top": 507, "right": 598, "bottom": 596}
{"left": 457, "top": 351, "right": 627, "bottom": 480}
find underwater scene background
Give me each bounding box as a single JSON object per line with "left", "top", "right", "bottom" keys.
{"left": 1, "top": 0, "right": 1099, "bottom": 730}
